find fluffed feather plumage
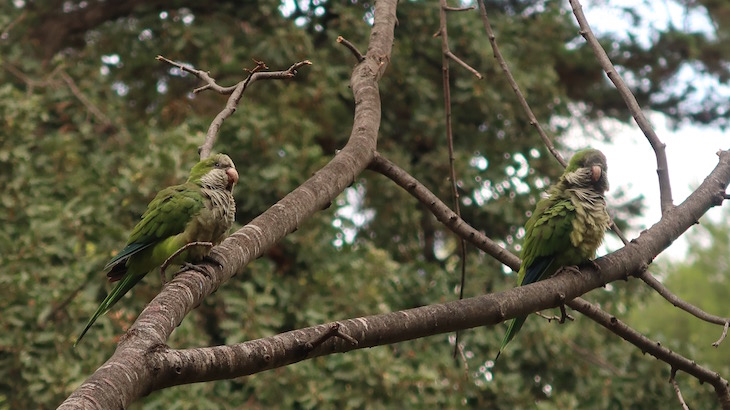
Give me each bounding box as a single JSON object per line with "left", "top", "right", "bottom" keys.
{"left": 75, "top": 153, "right": 238, "bottom": 346}
{"left": 495, "top": 148, "right": 610, "bottom": 360}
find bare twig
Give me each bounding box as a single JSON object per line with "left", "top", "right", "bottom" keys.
{"left": 640, "top": 270, "right": 730, "bottom": 346}
{"left": 454, "top": 342, "right": 471, "bottom": 382}
{"left": 58, "top": 69, "right": 113, "bottom": 126}
{"left": 535, "top": 310, "right": 574, "bottom": 323}
{"left": 443, "top": 5, "right": 475, "bottom": 12}
{"left": 156, "top": 55, "right": 238, "bottom": 94}
{"left": 1, "top": 10, "right": 26, "bottom": 40}
{"left": 304, "top": 323, "right": 358, "bottom": 353}
{"left": 568, "top": 0, "right": 674, "bottom": 213}
{"left": 476, "top": 0, "right": 566, "bottom": 167}
{"left": 670, "top": 368, "right": 691, "bottom": 410}
{"left": 337, "top": 36, "right": 365, "bottom": 63}
{"left": 2, "top": 62, "right": 64, "bottom": 95}
{"left": 558, "top": 303, "right": 573, "bottom": 324}
{"left": 369, "top": 153, "right": 521, "bottom": 270}
{"left": 445, "top": 51, "right": 483, "bottom": 79}
{"left": 157, "top": 55, "right": 311, "bottom": 159}
{"left": 437, "top": 0, "right": 471, "bottom": 359}
{"left": 714, "top": 322, "right": 730, "bottom": 348}
{"left": 609, "top": 219, "right": 630, "bottom": 245}
{"left": 569, "top": 297, "right": 730, "bottom": 408}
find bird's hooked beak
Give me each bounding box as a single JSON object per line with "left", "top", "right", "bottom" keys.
{"left": 591, "top": 165, "right": 602, "bottom": 182}
{"left": 226, "top": 168, "right": 239, "bottom": 191}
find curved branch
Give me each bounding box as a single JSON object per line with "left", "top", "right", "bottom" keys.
{"left": 640, "top": 270, "right": 730, "bottom": 345}
{"left": 156, "top": 56, "right": 312, "bottom": 159}
{"left": 372, "top": 150, "right": 730, "bottom": 406}
{"left": 568, "top": 0, "right": 674, "bottom": 213}
{"left": 59, "top": 1, "right": 398, "bottom": 408}
{"left": 569, "top": 297, "right": 730, "bottom": 408}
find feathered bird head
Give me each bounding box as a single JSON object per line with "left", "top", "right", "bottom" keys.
{"left": 562, "top": 148, "right": 609, "bottom": 193}
{"left": 189, "top": 153, "right": 239, "bottom": 192}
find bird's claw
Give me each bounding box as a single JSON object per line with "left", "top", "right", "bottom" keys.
{"left": 565, "top": 265, "right": 581, "bottom": 275}
{"left": 202, "top": 254, "right": 224, "bottom": 269}
{"left": 175, "top": 262, "right": 213, "bottom": 278}
{"left": 558, "top": 303, "right": 575, "bottom": 324}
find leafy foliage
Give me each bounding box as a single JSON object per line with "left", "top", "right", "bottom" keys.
{"left": 1, "top": 0, "right": 728, "bottom": 408}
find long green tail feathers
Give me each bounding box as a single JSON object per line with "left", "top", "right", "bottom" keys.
{"left": 495, "top": 316, "right": 527, "bottom": 361}
{"left": 74, "top": 273, "right": 144, "bottom": 347}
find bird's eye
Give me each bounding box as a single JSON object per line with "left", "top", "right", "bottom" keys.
{"left": 214, "top": 162, "right": 221, "bottom": 168}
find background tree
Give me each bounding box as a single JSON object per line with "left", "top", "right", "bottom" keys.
{"left": 1, "top": 0, "right": 730, "bottom": 408}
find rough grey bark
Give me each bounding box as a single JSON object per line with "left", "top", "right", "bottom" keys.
{"left": 59, "top": 1, "right": 397, "bottom": 408}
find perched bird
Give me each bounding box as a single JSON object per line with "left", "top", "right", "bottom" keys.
{"left": 75, "top": 153, "right": 238, "bottom": 346}
{"left": 495, "top": 148, "right": 610, "bottom": 360}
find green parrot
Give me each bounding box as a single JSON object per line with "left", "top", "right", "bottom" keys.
{"left": 495, "top": 148, "right": 610, "bottom": 360}
{"left": 75, "top": 153, "right": 238, "bottom": 346}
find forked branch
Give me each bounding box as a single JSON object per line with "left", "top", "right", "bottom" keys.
{"left": 156, "top": 55, "right": 311, "bottom": 159}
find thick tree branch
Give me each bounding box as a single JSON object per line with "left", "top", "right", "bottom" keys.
{"left": 371, "top": 150, "right": 730, "bottom": 406}
{"left": 569, "top": 0, "right": 674, "bottom": 214}
{"left": 131, "top": 155, "right": 730, "bottom": 393}
{"left": 59, "top": 1, "right": 398, "bottom": 408}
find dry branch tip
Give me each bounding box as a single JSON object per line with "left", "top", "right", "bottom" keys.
{"left": 337, "top": 36, "right": 365, "bottom": 63}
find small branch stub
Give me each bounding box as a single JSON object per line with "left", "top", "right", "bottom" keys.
{"left": 714, "top": 322, "right": 730, "bottom": 348}
{"left": 304, "top": 323, "right": 358, "bottom": 354}
{"left": 337, "top": 36, "right": 365, "bottom": 63}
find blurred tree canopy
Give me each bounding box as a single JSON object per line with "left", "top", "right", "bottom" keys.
{"left": 1, "top": 0, "right": 729, "bottom": 408}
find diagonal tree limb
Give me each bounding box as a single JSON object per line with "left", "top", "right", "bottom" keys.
{"left": 568, "top": 297, "right": 730, "bottom": 408}
{"left": 134, "top": 147, "right": 730, "bottom": 399}
{"left": 59, "top": 1, "right": 398, "bottom": 408}
{"left": 371, "top": 151, "right": 730, "bottom": 408}
{"left": 568, "top": 0, "right": 674, "bottom": 214}
{"left": 368, "top": 153, "right": 519, "bottom": 270}
{"left": 639, "top": 270, "right": 730, "bottom": 346}
{"left": 476, "top": 0, "right": 567, "bottom": 167}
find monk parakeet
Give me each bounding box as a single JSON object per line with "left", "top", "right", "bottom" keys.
{"left": 495, "top": 148, "right": 610, "bottom": 360}
{"left": 75, "top": 153, "right": 238, "bottom": 346}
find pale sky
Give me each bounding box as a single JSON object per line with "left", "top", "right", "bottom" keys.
{"left": 572, "top": 1, "right": 730, "bottom": 260}
{"left": 566, "top": 115, "right": 727, "bottom": 260}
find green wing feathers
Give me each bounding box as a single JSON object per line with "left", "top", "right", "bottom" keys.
{"left": 496, "top": 149, "right": 610, "bottom": 361}
{"left": 518, "top": 198, "right": 576, "bottom": 284}
{"left": 105, "top": 185, "right": 204, "bottom": 280}
{"left": 497, "top": 199, "right": 577, "bottom": 360}
{"left": 76, "top": 184, "right": 205, "bottom": 345}
{"left": 127, "top": 185, "right": 205, "bottom": 247}
{"left": 75, "top": 153, "right": 237, "bottom": 346}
